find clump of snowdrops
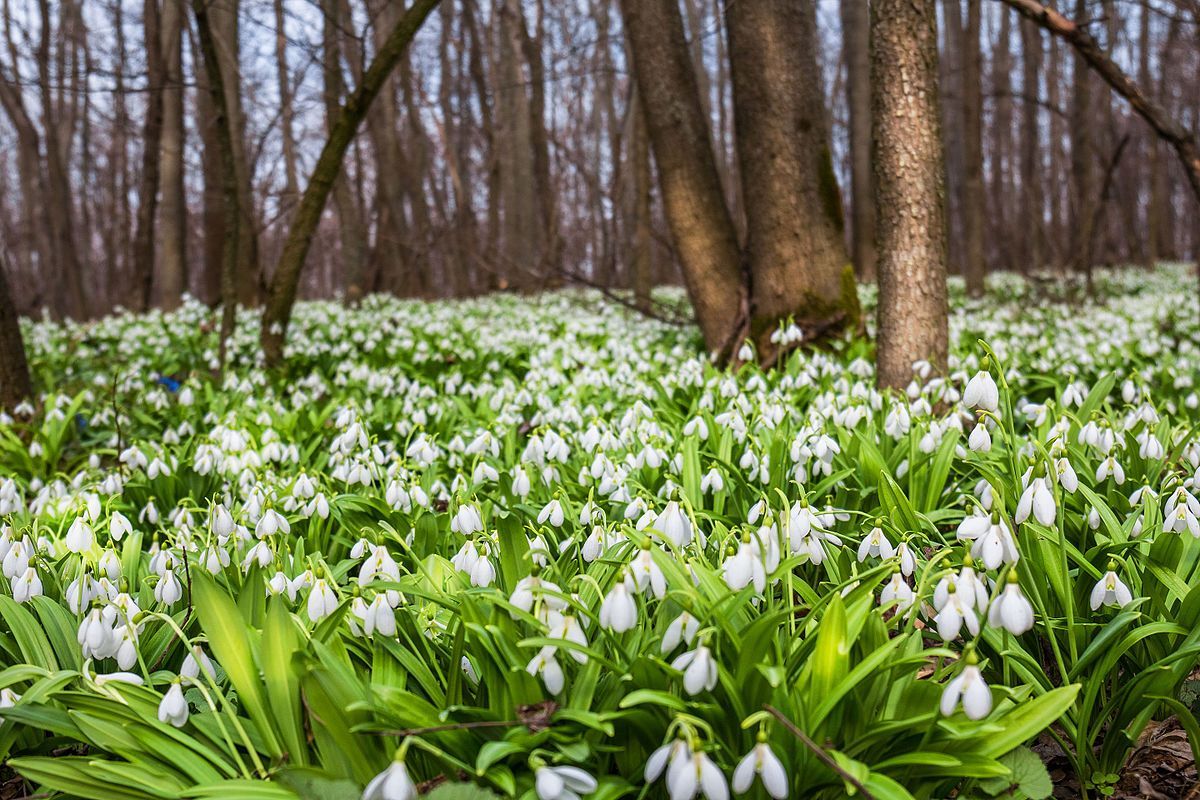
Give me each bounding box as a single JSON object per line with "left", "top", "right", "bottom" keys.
{"left": 2, "top": 266, "right": 1200, "bottom": 800}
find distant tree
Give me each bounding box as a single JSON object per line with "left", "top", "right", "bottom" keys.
{"left": 260, "top": 0, "right": 442, "bottom": 367}
{"left": 841, "top": 0, "right": 877, "bottom": 281}
{"left": 0, "top": 252, "right": 32, "bottom": 409}
{"left": 872, "top": 0, "right": 950, "bottom": 389}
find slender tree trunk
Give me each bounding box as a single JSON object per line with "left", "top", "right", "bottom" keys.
{"left": 726, "top": 0, "right": 858, "bottom": 360}
{"left": 872, "top": 0, "right": 949, "bottom": 389}
{"left": 0, "top": 252, "right": 31, "bottom": 408}
{"left": 941, "top": 0, "right": 966, "bottom": 277}
{"left": 191, "top": 0, "right": 239, "bottom": 369}
{"left": 618, "top": 0, "right": 745, "bottom": 357}
{"left": 841, "top": 0, "right": 876, "bottom": 281}
{"left": 260, "top": 0, "right": 441, "bottom": 366}
{"left": 273, "top": 0, "right": 298, "bottom": 205}
{"left": 1019, "top": 17, "right": 1043, "bottom": 273}
{"left": 630, "top": 93, "right": 653, "bottom": 312}
{"left": 962, "top": 0, "right": 986, "bottom": 295}
{"left": 321, "top": 0, "right": 368, "bottom": 303}
{"left": 210, "top": 0, "right": 259, "bottom": 304}
{"left": 156, "top": 0, "right": 186, "bottom": 309}
{"left": 132, "top": 0, "right": 163, "bottom": 311}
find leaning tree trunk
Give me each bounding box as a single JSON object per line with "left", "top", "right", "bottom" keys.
{"left": 618, "top": 0, "right": 745, "bottom": 358}
{"left": 0, "top": 254, "right": 32, "bottom": 409}
{"left": 872, "top": 0, "right": 950, "bottom": 390}
{"left": 726, "top": 0, "right": 859, "bottom": 362}
{"left": 260, "top": 0, "right": 441, "bottom": 367}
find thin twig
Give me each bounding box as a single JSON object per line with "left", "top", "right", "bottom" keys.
{"left": 370, "top": 719, "right": 527, "bottom": 737}
{"left": 764, "top": 704, "right": 876, "bottom": 800}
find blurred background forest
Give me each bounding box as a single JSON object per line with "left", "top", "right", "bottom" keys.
{"left": 0, "top": 0, "right": 1197, "bottom": 320}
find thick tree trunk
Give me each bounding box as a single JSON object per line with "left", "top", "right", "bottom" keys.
{"left": 962, "top": 0, "right": 986, "bottom": 295}
{"left": 941, "top": 0, "right": 966, "bottom": 278}
{"left": 840, "top": 0, "right": 876, "bottom": 282}
{"left": 726, "top": 0, "right": 858, "bottom": 360}
{"left": 496, "top": 0, "right": 541, "bottom": 289}
{"left": 0, "top": 254, "right": 32, "bottom": 409}
{"left": 618, "top": 0, "right": 745, "bottom": 358}
{"left": 156, "top": 0, "right": 186, "bottom": 309}
{"left": 260, "top": 0, "right": 441, "bottom": 366}
{"left": 872, "top": 0, "right": 950, "bottom": 389}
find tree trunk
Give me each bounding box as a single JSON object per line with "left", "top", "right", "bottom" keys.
{"left": 210, "top": 0, "right": 259, "bottom": 305}
{"left": 726, "top": 0, "right": 858, "bottom": 360}
{"left": 260, "top": 0, "right": 441, "bottom": 366}
{"left": 0, "top": 253, "right": 32, "bottom": 409}
{"left": 941, "top": 0, "right": 966, "bottom": 278}
{"left": 630, "top": 93, "right": 653, "bottom": 312}
{"left": 872, "top": 0, "right": 949, "bottom": 389}
{"left": 321, "top": 0, "right": 368, "bottom": 303}
{"left": 618, "top": 0, "right": 745, "bottom": 357}
{"left": 962, "top": 0, "right": 986, "bottom": 295}
{"left": 1019, "top": 17, "right": 1043, "bottom": 273}
{"left": 190, "top": 0, "right": 239, "bottom": 369}
{"left": 156, "top": 0, "right": 186, "bottom": 309}
{"left": 840, "top": 0, "right": 876, "bottom": 281}
{"left": 132, "top": 0, "right": 163, "bottom": 311}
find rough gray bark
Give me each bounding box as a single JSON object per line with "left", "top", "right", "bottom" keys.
{"left": 872, "top": 0, "right": 950, "bottom": 389}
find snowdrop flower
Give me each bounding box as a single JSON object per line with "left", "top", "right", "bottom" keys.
{"left": 963, "top": 369, "right": 999, "bottom": 413}
{"left": 723, "top": 537, "right": 766, "bottom": 594}
{"left": 856, "top": 524, "right": 895, "bottom": 562}
{"left": 307, "top": 578, "right": 339, "bottom": 622}
{"left": 155, "top": 569, "right": 183, "bottom": 605}
{"left": 662, "top": 611, "right": 700, "bottom": 654}
{"left": 11, "top": 567, "right": 43, "bottom": 603}
{"left": 157, "top": 682, "right": 189, "bottom": 727}
{"left": 645, "top": 738, "right": 691, "bottom": 784}
{"left": 631, "top": 545, "right": 667, "bottom": 598}
{"left": 1015, "top": 475, "right": 1056, "bottom": 527}
{"left": 670, "top": 750, "right": 729, "bottom": 800}
{"left": 988, "top": 580, "right": 1035, "bottom": 635}
{"left": 181, "top": 646, "right": 217, "bottom": 680}
{"left": 968, "top": 422, "right": 992, "bottom": 452}
{"left": 655, "top": 501, "right": 695, "bottom": 548}
{"left": 0, "top": 687, "right": 19, "bottom": 721}
{"left": 110, "top": 511, "right": 133, "bottom": 541}
{"left": 940, "top": 659, "right": 992, "bottom": 720}
{"left": 510, "top": 575, "right": 567, "bottom": 617}
{"left": 65, "top": 516, "right": 95, "bottom": 554}
{"left": 535, "top": 766, "right": 597, "bottom": 800}
{"left": 362, "top": 760, "right": 417, "bottom": 800}
{"left": 538, "top": 499, "right": 565, "bottom": 528}
{"left": 1090, "top": 566, "right": 1134, "bottom": 610}
{"left": 934, "top": 583, "right": 980, "bottom": 642}
{"left": 599, "top": 577, "right": 638, "bottom": 633}
{"left": 450, "top": 503, "right": 483, "bottom": 535}
{"left": 732, "top": 736, "right": 787, "bottom": 799}
{"left": 546, "top": 616, "right": 589, "bottom": 664}
{"left": 672, "top": 645, "right": 718, "bottom": 696}
{"left": 881, "top": 572, "right": 914, "bottom": 613}
{"left": 361, "top": 594, "right": 397, "bottom": 637}
{"left": 1054, "top": 457, "right": 1078, "bottom": 493}
{"left": 526, "top": 647, "right": 565, "bottom": 695}
{"left": 1096, "top": 456, "right": 1125, "bottom": 485}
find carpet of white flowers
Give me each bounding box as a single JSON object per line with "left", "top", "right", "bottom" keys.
{"left": 3, "top": 267, "right": 1200, "bottom": 800}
